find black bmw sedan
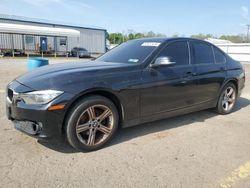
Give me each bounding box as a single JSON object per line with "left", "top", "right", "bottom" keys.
{"left": 6, "top": 38, "right": 245, "bottom": 151}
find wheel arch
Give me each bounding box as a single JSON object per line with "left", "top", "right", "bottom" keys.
{"left": 61, "top": 89, "right": 124, "bottom": 134}
{"left": 215, "top": 78, "right": 239, "bottom": 114}
{"left": 216, "top": 78, "right": 239, "bottom": 106}
{"left": 223, "top": 79, "right": 239, "bottom": 94}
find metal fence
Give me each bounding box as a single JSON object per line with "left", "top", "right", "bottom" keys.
{"left": 217, "top": 43, "right": 250, "bottom": 63}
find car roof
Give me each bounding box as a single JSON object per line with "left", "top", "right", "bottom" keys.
{"left": 134, "top": 37, "right": 211, "bottom": 44}
{"left": 133, "top": 37, "right": 166, "bottom": 42}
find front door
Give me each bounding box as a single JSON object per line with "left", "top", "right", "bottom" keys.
{"left": 140, "top": 40, "right": 198, "bottom": 117}
{"left": 40, "top": 37, "right": 48, "bottom": 52}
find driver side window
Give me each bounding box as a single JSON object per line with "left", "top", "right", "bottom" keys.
{"left": 158, "top": 41, "right": 190, "bottom": 66}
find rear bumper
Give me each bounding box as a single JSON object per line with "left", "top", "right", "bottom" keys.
{"left": 6, "top": 80, "right": 74, "bottom": 139}
{"left": 79, "top": 52, "right": 90, "bottom": 57}
{"left": 237, "top": 71, "right": 245, "bottom": 98}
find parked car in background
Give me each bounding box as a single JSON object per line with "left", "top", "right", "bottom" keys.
{"left": 1, "top": 49, "right": 24, "bottom": 56}
{"left": 6, "top": 38, "right": 245, "bottom": 151}
{"left": 70, "top": 47, "right": 90, "bottom": 58}
{"left": 0, "top": 50, "right": 4, "bottom": 57}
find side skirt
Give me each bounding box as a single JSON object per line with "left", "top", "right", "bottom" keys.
{"left": 121, "top": 100, "right": 217, "bottom": 128}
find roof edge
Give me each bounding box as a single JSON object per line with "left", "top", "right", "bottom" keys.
{"left": 0, "top": 14, "right": 107, "bottom": 32}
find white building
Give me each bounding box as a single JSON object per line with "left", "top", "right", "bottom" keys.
{"left": 0, "top": 14, "right": 107, "bottom": 56}
{"left": 205, "top": 38, "right": 232, "bottom": 44}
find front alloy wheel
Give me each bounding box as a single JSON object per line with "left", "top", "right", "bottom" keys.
{"left": 76, "top": 105, "right": 114, "bottom": 146}
{"left": 66, "top": 95, "right": 119, "bottom": 151}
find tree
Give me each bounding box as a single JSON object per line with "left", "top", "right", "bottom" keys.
{"left": 109, "top": 33, "right": 124, "bottom": 44}
{"left": 191, "top": 33, "right": 214, "bottom": 40}
{"left": 109, "top": 31, "right": 247, "bottom": 44}
{"left": 128, "top": 33, "right": 135, "bottom": 40}
{"left": 134, "top": 33, "right": 145, "bottom": 39}
{"left": 108, "top": 30, "right": 167, "bottom": 44}
{"left": 147, "top": 31, "right": 155, "bottom": 37}
{"left": 219, "top": 35, "right": 245, "bottom": 43}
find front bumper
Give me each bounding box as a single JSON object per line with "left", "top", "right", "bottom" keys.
{"left": 6, "top": 80, "right": 74, "bottom": 139}
{"left": 13, "top": 120, "right": 43, "bottom": 137}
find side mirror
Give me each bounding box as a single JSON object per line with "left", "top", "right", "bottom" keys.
{"left": 150, "top": 56, "right": 176, "bottom": 68}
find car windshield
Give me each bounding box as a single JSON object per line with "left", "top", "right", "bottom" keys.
{"left": 97, "top": 40, "right": 162, "bottom": 64}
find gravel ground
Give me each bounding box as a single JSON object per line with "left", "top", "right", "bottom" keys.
{"left": 0, "top": 58, "right": 250, "bottom": 188}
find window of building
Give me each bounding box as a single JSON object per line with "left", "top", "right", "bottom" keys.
{"left": 60, "top": 38, "right": 67, "bottom": 46}
{"left": 25, "top": 35, "right": 34, "bottom": 44}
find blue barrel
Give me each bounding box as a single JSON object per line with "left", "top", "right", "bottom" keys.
{"left": 27, "top": 58, "right": 49, "bottom": 71}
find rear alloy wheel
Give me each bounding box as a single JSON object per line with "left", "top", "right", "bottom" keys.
{"left": 66, "top": 96, "right": 119, "bottom": 151}
{"left": 216, "top": 83, "right": 237, "bottom": 114}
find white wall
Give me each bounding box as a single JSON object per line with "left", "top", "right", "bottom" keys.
{"left": 216, "top": 43, "right": 250, "bottom": 63}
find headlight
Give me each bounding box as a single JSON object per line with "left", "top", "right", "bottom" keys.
{"left": 19, "top": 90, "right": 63, "bottom": 105}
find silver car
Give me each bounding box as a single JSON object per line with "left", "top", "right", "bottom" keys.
{"left": 71, "top": 47, "right": 90, "bottom": 58}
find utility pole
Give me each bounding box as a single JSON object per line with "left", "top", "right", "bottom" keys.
{"left": 247, "top": 25, "right": 250, "bottom": 42}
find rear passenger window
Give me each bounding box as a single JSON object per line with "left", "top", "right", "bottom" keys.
{"left": 193, "top": 42, "right": 214, "bottom": 64}
{"left": 213, "top": 47, "right": 226, "bottom": 63}
{"left": 158, "top": 41, "right": 189, "bottom": 65}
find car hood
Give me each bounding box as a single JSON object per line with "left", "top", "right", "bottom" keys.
{"left": 16, "top": 60, "right": 134, "bottom": 91}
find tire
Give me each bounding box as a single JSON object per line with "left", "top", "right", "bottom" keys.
{"left": 65, "top": 95, "right": 119, "bottom": 151}
{"left": 216, "top": 83, "right": 237, "bottom": 115}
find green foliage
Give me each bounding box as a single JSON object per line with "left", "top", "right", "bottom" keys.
{"left": 219, "top": 35, "right": 245, "bottom": 43}
{"left": 172, "top": 34, "right": 179, "bottom": 37}
{"left": 191, "top": 33, "right": 214, "bottom": 39}
{"left": 108, "top": 31, "right": 247, "bottom": 44}
{"left": 109, "top": 33, "right": 125, "bottom": 44}
{"left": 108, "top": 31, "right": 166, "bottom": 44}
{"left": 191, "top": 33, "right": 246, "bottom": 43}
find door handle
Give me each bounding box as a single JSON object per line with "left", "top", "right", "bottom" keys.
{"left": 220, "top": 67, "right": 227, "bottom": 71}
{"left": 185, "top": 72, "right": 196, "bottom": 77}
{"left": 181, "top": 72, "right": 196, "bottom": 84}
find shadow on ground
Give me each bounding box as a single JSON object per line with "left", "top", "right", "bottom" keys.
{"left": 38, "top": 97, "right": 250, "bottom": 153}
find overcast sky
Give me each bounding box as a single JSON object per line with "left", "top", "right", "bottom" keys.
{"left": 0, "top": 0, "right": 250, "bottom": 36}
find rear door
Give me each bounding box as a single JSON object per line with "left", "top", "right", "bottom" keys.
{"left": 190, "top": 41, "right": 227, "bottom": 103}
